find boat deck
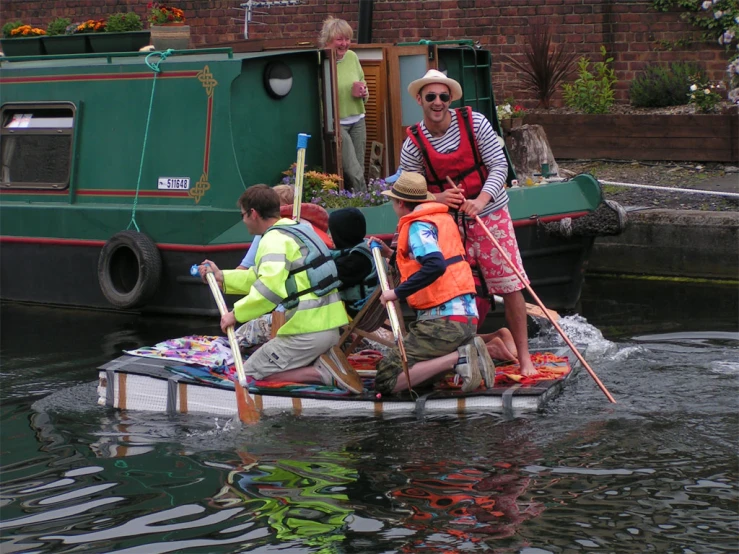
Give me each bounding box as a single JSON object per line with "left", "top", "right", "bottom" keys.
{"left": 98, "top": 347, "right": 576, "bottom": 418}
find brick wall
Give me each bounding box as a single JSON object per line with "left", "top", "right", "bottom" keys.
{"left": 2, "top": 0, "right": 731, "bottom": 105}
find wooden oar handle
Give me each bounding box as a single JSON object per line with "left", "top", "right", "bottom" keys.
{"left": 205, "top": 272, "right": 249, "bottom": 389}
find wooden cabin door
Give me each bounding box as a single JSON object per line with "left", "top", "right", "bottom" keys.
{"left": 320, "top": 49, "right": 342, "bottom": 182}
{"left": 386, "top": 45, "right": 437, "bottom": 171}
{"left": 356, "top": 51, "right": 387, "bottom": 182}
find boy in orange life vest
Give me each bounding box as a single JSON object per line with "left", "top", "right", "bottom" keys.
{"left": 369, "top": 171, "right": 496, "bottom": 395}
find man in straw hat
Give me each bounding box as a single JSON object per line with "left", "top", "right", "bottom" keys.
{"left": 399, "top": 69, "right": 536, "bottom": 376}
{"left": 369, "top": 171, "right": 497, "bottom": 395}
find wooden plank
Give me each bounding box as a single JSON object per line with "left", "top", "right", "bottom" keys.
{"left": 525, "top": 113, "right": 738, "bottom": 162}
{"left": 551, "top": 146, "right": 734, "bottom": 162}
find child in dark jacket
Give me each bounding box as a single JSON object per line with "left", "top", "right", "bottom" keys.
{"left": 328, "top": 207, "right": 378, "bottom": 316}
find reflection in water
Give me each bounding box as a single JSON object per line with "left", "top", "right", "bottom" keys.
{"left": 1, "top": 278, "right": 738, "bottom": 553}
{"left": 208, "top": 456, "right": 358, "bottom": 551}
{"left": 387, "top": 461, "right": 543, "bottom": 548}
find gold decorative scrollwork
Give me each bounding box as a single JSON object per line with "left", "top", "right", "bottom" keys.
{"left": 189, "top": 173, "right": 211, "bottom": 204}
{"left": 197, "top": 65, "right": 218, "bottom": 97}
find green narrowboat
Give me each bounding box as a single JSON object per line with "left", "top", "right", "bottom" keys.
{"left": 0, "top": 42, "right": 609, "bottom": 315}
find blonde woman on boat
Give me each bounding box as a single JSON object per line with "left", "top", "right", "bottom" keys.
{"left": 320, "top": 16, "right": 368, "bottom": 192}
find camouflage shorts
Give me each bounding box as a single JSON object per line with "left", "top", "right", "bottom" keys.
{"left": 374, "top": 318, "right": 476, "bottom": 395}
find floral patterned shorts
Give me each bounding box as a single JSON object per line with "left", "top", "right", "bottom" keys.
{"left": 460, "top": 206, "right": 529, "bottom": 295}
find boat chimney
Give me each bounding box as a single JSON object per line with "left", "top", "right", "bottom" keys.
{"left": 357, "top": 0, "right": 374, "bottom": 44}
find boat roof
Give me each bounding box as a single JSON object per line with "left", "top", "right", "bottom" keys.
{"left": 0, "top": 47, "right": 317, "bottom": 71}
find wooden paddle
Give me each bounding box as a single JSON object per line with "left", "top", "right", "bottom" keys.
{"left": 292, "top": 133, "right": 311, "bottom": 222}
{"left": 370, "top": 240, "right": 414, "bottom": 396}
{"left": 205, "top": 271, "right": 261, "bottom": 423}
{"left": 446, "top": 176, "right": 615, "bottom": 403}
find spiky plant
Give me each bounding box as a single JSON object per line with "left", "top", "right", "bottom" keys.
{"left": 504, "top": 26, "right": 578, "bottom": 109}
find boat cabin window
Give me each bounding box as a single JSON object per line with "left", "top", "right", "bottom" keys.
{"left": 1, "top": 103, "right": 75, "bottom": 190}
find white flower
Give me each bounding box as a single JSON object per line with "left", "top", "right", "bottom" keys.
{"left": 690, "top": 84, "right": 698, "bottom": 91}
{"left": 714, "top": 10, "right": 723, "bottom": 19}
{"left": 704, "top": 88, "right": 711, "bottom": 94}
{"left": 702, "top": 0, "right": 712, "bottom": 9}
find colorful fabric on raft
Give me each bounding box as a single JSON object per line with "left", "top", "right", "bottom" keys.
{"left": 125, "top": 335, "right": 234, "bottom": 368}
{"left": 438, "top": 352, "right": 571, "bottom": 390}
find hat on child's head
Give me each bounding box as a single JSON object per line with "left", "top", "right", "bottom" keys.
{"left": 381, "top": 171, "right": 436, "bottom": 203}
{"left": 329, "top": 207, "right": 366, "bottom": 250}
{"left": 407, "top": 69, "right": 463, "bottom": 101}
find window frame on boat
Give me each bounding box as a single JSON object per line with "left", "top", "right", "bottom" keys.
{"left": 1, "top": 102, "right": 76, "bottom": 190}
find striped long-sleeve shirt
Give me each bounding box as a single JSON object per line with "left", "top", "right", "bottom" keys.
{"left": 399, "top": 109, "right": 509, "bottom": 217}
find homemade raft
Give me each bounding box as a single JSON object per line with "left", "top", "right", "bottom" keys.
{"left": 97, "top": 337, "right": 576, "bottom": 417}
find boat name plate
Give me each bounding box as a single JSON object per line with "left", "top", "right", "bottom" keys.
{"left": 157, "top": 177, "right": 191, "bottom": 190}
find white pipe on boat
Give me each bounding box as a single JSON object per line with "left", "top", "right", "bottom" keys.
{"left": 599, "top": 180, "right": 739, "bottom": 199}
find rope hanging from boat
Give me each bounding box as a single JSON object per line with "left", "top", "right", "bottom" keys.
{"left": 126, "top": 49, "right": 174, "bottom": 232}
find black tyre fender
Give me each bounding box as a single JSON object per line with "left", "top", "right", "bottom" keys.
{"left": 98, "top": 231, "right": 162, "bottom": 309}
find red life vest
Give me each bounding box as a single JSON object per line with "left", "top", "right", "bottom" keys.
{"left": 396, "top": 202, "right": 476, "bottom": 310}
{"left": 406, "top": 106, "right": 489, "bottom": 198}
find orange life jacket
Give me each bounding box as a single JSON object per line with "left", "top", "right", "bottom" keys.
{"left": 396, "top": 202, "right": 476, "bottom": 310}
{"left": 406, "top": 106, "right": 488, "bottom": 198}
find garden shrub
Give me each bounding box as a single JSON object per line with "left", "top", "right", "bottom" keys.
{"left": 562, "top": 46, "right": 617, "bottom": 114}
{"left": 629, "top": 62, "right": 706, "bottom": 107}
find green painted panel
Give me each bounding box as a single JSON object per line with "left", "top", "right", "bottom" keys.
{"left": 230, "top": 51, "right": 324, "bottom": 187}
{"left": 507, "top": 174, "right": 603, "bottom": 220}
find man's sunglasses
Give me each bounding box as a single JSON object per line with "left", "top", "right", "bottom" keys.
{"left": 424, "top": 92, "right": 451, "bottom": 103}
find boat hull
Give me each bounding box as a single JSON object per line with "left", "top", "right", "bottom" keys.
{"left": 0, "top": 219, "right": 594, "bottom": 314}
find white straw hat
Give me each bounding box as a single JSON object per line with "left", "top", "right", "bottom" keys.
{"left": 407, "top": 69, "right": 463, "bottom": 101}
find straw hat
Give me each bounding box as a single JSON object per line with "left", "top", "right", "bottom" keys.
{"left": 381, "top": 171, "right": 436, "bottom": 203}
{"left": 407, "top": 69, "right": 463, "bottom": 101}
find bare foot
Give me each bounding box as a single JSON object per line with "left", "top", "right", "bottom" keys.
{"left": 486, "top": 337, "right": 518, "bottom": 362}
{"left": 519, "top": 356, "right": 537, "bottom": 377}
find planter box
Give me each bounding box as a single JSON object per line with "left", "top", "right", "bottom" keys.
{"left": 1, "top": 37, "right": 46, "bottom": 57}
{"left": 88, "top": 31, "right": 151, "bottom": 54}
{"left": 525, "top": 113, "right": 739, "bottom": 163}
{"left": 150, "top": 25, "right": 190, "bottom": 51}
{"left": 42, "top": 35, "right": 90, "bottom": 55}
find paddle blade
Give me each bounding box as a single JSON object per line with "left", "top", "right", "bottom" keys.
{"left": 235, "top": 381, "right": 260, "bottom": 424}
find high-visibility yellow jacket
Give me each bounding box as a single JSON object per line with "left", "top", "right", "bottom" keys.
{"left": 222, "top": 218, "right": 348, "bottom": 335}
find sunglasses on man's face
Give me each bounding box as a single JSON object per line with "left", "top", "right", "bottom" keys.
{"left": 424, "top": 92, "right": 451, "bottom": 103}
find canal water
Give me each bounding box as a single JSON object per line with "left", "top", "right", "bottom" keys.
{"left": 1, "top": 278, "right": 737, "bottom": 553}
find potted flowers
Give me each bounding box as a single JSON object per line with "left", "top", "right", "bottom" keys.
{"left": 496, "top": 99, "right": 526, "bottom": 134}
{"left": 148, "top": 3, "right": 190, "bottom": 50}
{"left": 90, "top": 12, "right": 150, "bottom": 53}
{"left": 148, "top": 3, "right": 186, "bottom": 26}
{"left": 42, "top": 17, "right": 90, "bottom": 55}
{"left": 148, "top": 3, "right": 190, "bottom": 51}
{"left": 1, "top": 22, "right": 47, "bottom": 57}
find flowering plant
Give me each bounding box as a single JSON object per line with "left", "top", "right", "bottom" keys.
{"left": 74, "top": 19, "right": 107, "bottom": 34}
{"left": 147, "top": 3, "right": 186, "bottom": 25}
{"left": 512, "top": 104, "right": 526, "bottom": 118}
{"left": 688, "top": 75, "right": 723, "bottom": 112}
{"left": 7, "top": 24, "right": 46, "bottom": 38}
{"left": 496, "top": 103, "right": 514, "bottom": 121}
{"left": 281, "top": 164, "right": 390, "bottom": 208}
{"left": 282, "top": 165, "right": 341, "bottom": 203}
{"left": 310, "top": 179, "right": 391, "bottom": 209}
